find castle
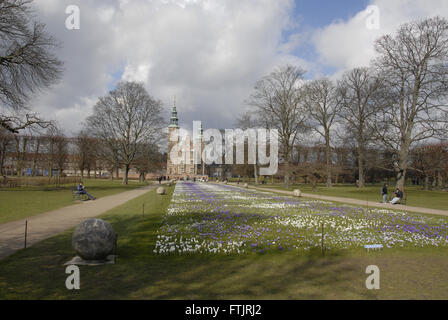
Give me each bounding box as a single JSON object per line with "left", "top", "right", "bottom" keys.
{"left": 166, "top": 103, "right": 207, "bottom": 179}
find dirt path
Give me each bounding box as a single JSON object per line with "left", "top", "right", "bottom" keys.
{"left": 226, "top": 183, "right": 448, "bottom": 217}
{"left": 0, "top": 185, "right": 157, "bottom": 260}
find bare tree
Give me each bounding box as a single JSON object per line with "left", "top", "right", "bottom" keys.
{"left": 0, "top": 0, "right": 62, "bottom": 133}
{"left": 134, "top": 142, "right": 163, "bottom": 182}
{"left": 235, "top": 111, "right": 259, "bottom": 185}
{"left": 0, "top": 126, "right": 13, "bottom": 176}
{"left": 372, "top": 16, "right": 448, "bottom": 190}
{"left": 302, "top": 78, "right": 343, "bottom": 188}
{"left": 339, "top": 67, "right": 384, "bottom": 188}
{"left": 74, "top": 130, "right": 97, "bottom": 178}
{"left": 54, "top": 134, "right": 67, "bottom": 177}
{"left": 42, "top": 126, "right": 66, "bottom": 178}
{"left": 96, "top": 139, "right": 121, "bottom": 180}
{"left": 411, "top": 142, "right": 448, "bottom": 190}
{"left": 30, "top": 133, "right": 43, "bottom": 176}
{"left": 86, "top": 81, "right": 165, "bottom": 184}
{"left": 12, "top": 132, "right": 29, "bottom": 176}
{"left": 248, "top": 64, "right": 308, "bottom": 188}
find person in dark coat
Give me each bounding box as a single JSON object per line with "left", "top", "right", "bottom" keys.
{"left": 381, "top": 183, "right": 388, "bottom": 203}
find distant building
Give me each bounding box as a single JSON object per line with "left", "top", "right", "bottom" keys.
{"left": 166, "top": 102, "right": 207, "bottom": 179}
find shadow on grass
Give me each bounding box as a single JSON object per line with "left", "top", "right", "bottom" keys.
{"left": 0, "top": 211, "right": 372, "bottom": 300}
{"left": 2, "top": 186, "right": 447, "bottom": 300}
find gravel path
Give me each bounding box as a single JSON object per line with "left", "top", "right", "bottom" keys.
{"left": 0, "top": 185, "right": 156, "bottom": 260}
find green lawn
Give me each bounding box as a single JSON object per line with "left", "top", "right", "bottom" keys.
{"left": 253, "top": 183, "right": 448, "bottom": 211}
{"left": 0, "top": 179, "right": 149, "bottom": 224}
{"left": 1, "top": 184, "right": 447, "bottom": 300}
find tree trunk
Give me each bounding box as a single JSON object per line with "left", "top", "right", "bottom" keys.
{"left": 325, "top": 132, "right": 332, "bottom": 188}
{"left": 424, "top": 175, "right": 429, "bottom": 191}
{"left": 139, "top": 172, "right": 145, "bottom": 182}
{"left": 48, "top": 140, "right": 54, "bottom": 178}
{"left": 32, "top": 140, "right": 40, "bottom": 176}
{"left": 48, "top": 159, "right": 53, "bottom": 178}
{"left": 0, "top": 149, "right": 5, "bottom": 176}
{"left": 438, "top": 171, "right": 443, "bottom": 189}
{"left": 253, "top": 163, "right": 258, "bottom": 185}
{"left": 122, "top": 164, "right": 129, "bottom": 185}
{"left": 357, "top": 144, "right": 365, "bottom": 188}
{"left": 0, "top": 137, "right": 8, "bottom": 177}
{"left": 15, "top": 136, "right": 27, "bottom": 177}
{"left": 284, "top": 160, "right": 290, "bottom": 188}
{"left": 395, "top": 141, "right": 410, "bottom": 191}
{"left": 312, "top": 178, "right": 317, "bottom": 191}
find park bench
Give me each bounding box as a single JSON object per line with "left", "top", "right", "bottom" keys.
{"left": 72, "top": 189, "right": 89, "bottom": 201}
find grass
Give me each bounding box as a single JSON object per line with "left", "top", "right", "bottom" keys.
{"left": 1, "top": 183, "right": 448, "bottom": 300}
{"left": 0, "top": 178, "right": 149, "bottom": 224}
{"left": 253, "top": 183, "right": 448, "bottom": 211}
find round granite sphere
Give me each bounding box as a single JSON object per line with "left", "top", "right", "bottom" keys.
{"left": 293, "top": 189, "right": 302, "bottom": 197}
{"left": 72, "top": 218, "right": 116, "bottom": 261}
{"left": 243, "top": 183, "right": 249, "bottom": 188}
{"left": 157, "top": 186, "right": 166, "bottom": 195}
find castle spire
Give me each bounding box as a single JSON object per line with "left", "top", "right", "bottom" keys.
{"left": 169, "top": 95, "right": 179, "bottom": 128}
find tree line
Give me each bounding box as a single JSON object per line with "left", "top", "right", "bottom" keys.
{"left": 244, "top": 16, "right": 448, "bottom": 190}
{"left": 0, "top": 2, "right": 447, "bottom": 190}
{"left": 0, "top": 122, "right": 166, "bottom": 184}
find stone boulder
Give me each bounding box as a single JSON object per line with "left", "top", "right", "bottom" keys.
{"left": 243, "top": 183, "right": 249, "bottom": 188}
{"left": 157, "top": 187, "right": 166, "bottom": 195}
{"left": 293, "top": 189, "right": 302, "bottom": 197}
{"left": 72, "top": 218, "right": 116, "bottom": 261}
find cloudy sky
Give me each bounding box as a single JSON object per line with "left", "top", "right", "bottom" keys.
{"left": 30, "top": 0, "right": 448, "bottom": 135}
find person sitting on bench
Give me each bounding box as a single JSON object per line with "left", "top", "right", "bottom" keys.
{"left": 390, "top": 187, "right": 403, "bottom": 204}
{"left": 77, "top": 182, "right": 96, "bottom": 200}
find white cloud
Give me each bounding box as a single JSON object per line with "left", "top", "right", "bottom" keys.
{"left": 27, "top": 0, "right": 448, "bottom": 136}
{"left": 30, "top": 0, "right": 302, "bottom": 134}
{"left": 122, "top": 63, "right": 151, "bottom": 83}
{"left": 313, "top": 0, "right": 448, "bottom": 75}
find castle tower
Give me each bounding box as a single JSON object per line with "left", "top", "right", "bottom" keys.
{"left": 166, "top": 98, "right": 206, "bottom": 179}
{"left": 167, "top": 99, "right": 179, "bottom": 177}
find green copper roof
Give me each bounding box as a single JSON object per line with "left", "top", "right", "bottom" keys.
{"left": 169, "top": 105, "right": 179, "bottom": 128}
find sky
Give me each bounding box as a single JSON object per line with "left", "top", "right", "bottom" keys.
{"left": 28, "top": 0, "right": 448, "bottom": 135}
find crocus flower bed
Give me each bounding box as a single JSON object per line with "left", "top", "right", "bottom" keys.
{"left": 154, "top": 182, "right": 448, "bottom": 255}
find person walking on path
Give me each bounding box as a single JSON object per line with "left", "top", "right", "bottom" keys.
{"left": 381, "top": 183, "right": 388, "bottom": 203}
